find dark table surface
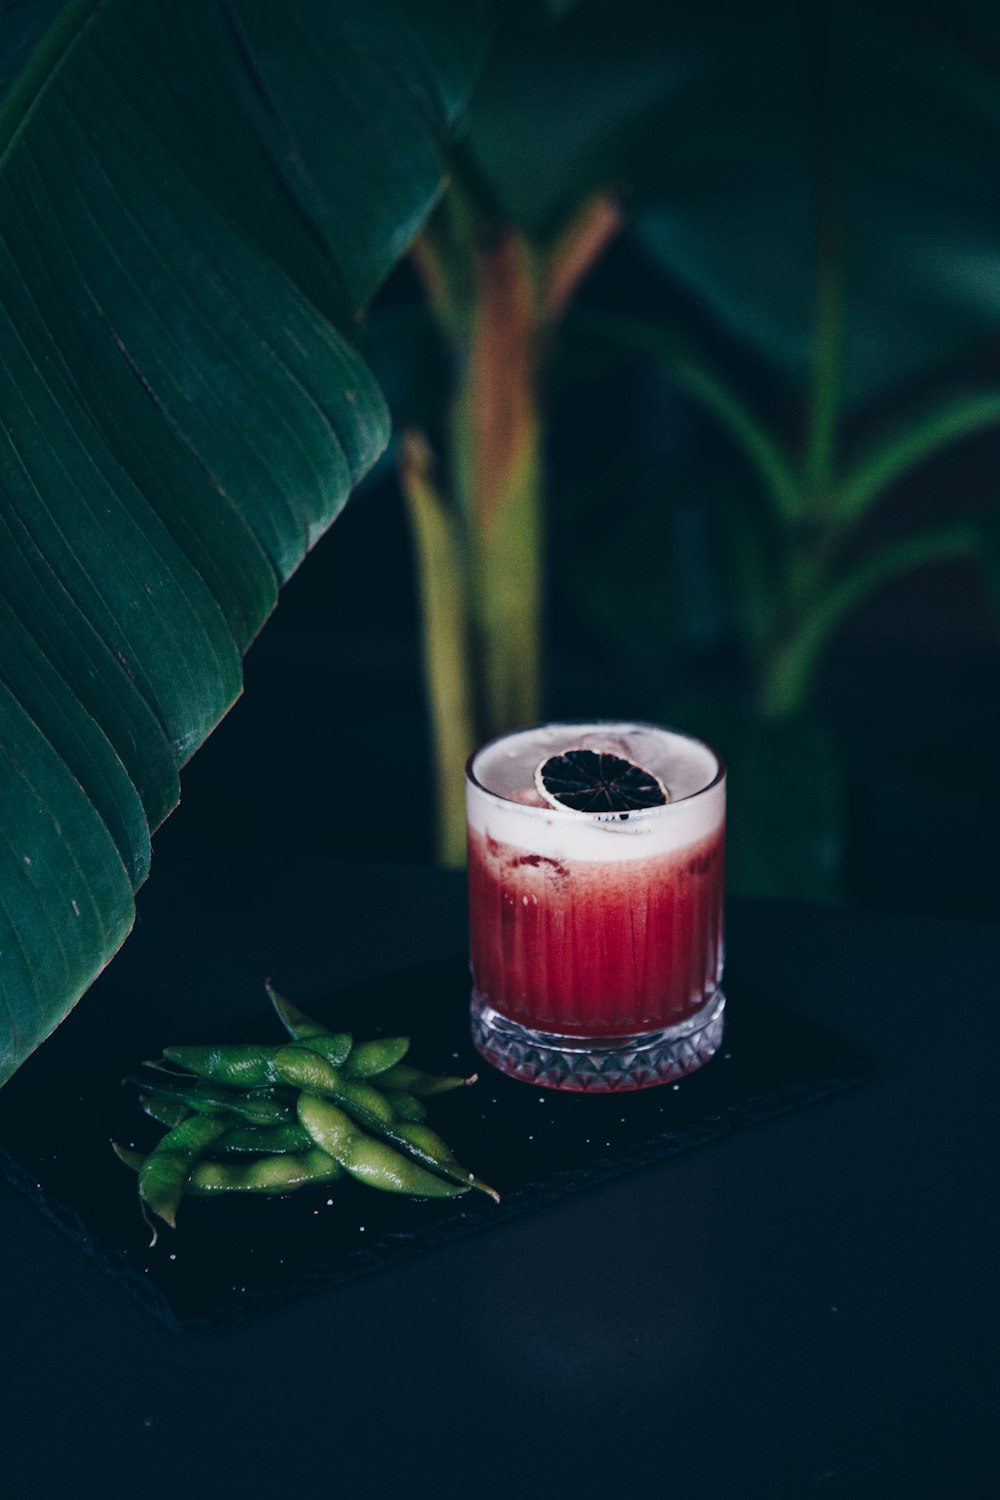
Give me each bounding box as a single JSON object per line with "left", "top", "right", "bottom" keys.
{"left": 1, "top": 851, "right": 995, "bottom": 1499}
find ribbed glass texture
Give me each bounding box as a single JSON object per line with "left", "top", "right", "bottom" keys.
{"left": 468, "top": 826, "right": 725, "bottom": 1037}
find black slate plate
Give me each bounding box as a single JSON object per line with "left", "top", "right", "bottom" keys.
{"left": 0, "top": 956, "right": 869, "bottom": 1331}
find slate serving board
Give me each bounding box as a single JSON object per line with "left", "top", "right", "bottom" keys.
{"left": 0, "top": 955, "right": 869, "bottom": 1331}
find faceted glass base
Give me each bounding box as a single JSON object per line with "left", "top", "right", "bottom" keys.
{"left": 470, "top": 989, "right": 725, "bottom": 1093}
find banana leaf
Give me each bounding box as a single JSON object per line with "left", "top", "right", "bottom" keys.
{"left": 0, "top": 0, "right": 488, "bottom": 1086}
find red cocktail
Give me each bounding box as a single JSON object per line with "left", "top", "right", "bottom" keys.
{"left": 467, "top": 723, "right": 726, "bottom": 1091}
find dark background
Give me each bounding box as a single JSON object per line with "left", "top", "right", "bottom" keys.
{"left": 2, "top": 12, "right": 997, "bottom": 1494}
{"left": 154, "top": 3, "right": 1000, "bottom": 924}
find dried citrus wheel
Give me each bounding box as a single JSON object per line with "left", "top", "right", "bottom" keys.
{"left": 534, "top": 748, "right": 669, "bottom": 813}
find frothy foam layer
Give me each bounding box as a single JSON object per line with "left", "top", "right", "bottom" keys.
{"left": 468, "top": 723, "right": 724, "bottom": 863}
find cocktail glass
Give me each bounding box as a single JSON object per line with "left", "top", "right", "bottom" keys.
{"left": 467, "top": 722, "right": 725, "bottom": 1091}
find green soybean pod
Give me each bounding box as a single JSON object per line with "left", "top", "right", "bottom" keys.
{"left": 222, "top": 1089, "right": 297, "bottom": 1125}
{"left": 376, "top": 1063, "right": 475, "bottom": 1096}
{"left": 283, "top": 1060, "right": 492, "bottom": 1199}
{"left": 382, "top": 1089, "right": 427, "bottom": 1123}
{"left": 327, "top": 1092, "right": 494, "bottom": 1198}
{"left": 187, "top": 1148, "right": 344, "bottom": 1196}
{"left": 298, "top": 1032, "right": 353, "bottom": 1069}
{"left": 209, "top": 1122, "right": 313, "bottom": 1156}
{"left": 341, "top": 1036, "right": 410, "bottom": 1079}
{"left": 128, "top": 1076, "right": 220, "bottom": 1115}
{"left": 266, "top": 982, "right": 346, "bottom": 1047}
{"left": 393, "top": 1120, "right": 499, "bottom": 1203}
{"left": 273, "top": 1042, "right": 342, "bottom": 1094}
{"left": 139, "top": 1094, "right": 190, "bottom": 1129}
{"left": 273, "top": 1046, "right": 395, "bottom": 1130}
{"left": 112, "top": 1143, "right": 146, "bottom": 1173}
{"left": 137, "top": 1114, "right": 234, "bottom": 1239}
{"left": 130, "top": 1075, "right": 295, "bottom": 1124}
{"left": 297, "top": 1095, "right": 468, "bottom": 1199}
{"left": 161, "top": 1043, "right": 281, "bottom": 1089}
{"left": 114, "top": 1140, "right": 343, "bottom": 1197}
{"left": 126, "top": 1075, "right": 232, "bottom": 1117}
{"left": 335, "top": 1076, "right": 397, "bottom": 1129}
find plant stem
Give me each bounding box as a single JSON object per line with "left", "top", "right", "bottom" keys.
{"left": 837, "top": 389, "right": 1000, "bottom": 530}
{"left": 406, "top": 190, "right": 623, "bottom": 861}
{"left": 568, "top": 309, "right": 801, "bottom": 525}
{"left": 399, "top": 430, "right": 476, "bottom": 866}
{"left": 543, "top": 194, "right": 622, "bottom": 322}
{"left": 759, "top": 524, "right": 977, "bottom": 720}
{"left": 455, "top": 228, "right": 543, "bottom": 737}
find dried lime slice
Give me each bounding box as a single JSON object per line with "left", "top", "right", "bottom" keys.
{"left": 534, "top": 748, "right": 668, "bottom": 813}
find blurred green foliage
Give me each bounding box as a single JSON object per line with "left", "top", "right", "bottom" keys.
{"left": 372, "top": 0, "right": 1000, "bottom": 900}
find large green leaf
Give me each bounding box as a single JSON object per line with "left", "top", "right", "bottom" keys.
{"left": 634, "top": 1, "right": 1000, "bottom": 404}
{"left": 466, "top": 0, "right": 1000, "bottom": 403}
{"left": 0, "top": 0, "right": 488, "bottom": 1085}
{"left": 0, "top": 1, "right": 66, "bottom": 94}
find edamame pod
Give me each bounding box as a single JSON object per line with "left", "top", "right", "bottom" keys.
{"left": 297, "top": 1095, "right": 468, "bottom": 1199}
{"left": 377, "top": 1063, "right": 475, "bottom": 1096}
{"left": 161, "top": 1043, "right": 281, "bottom": 1089}
{"left": 130, "top": 1075, "right": 295, "bottom": 1124}
{"left": 120, "top": 1010, "right": 497, "bottom": 1228}
{"left": 341, "top": 1036, "right": 410, "bottom": 1079}
{"left": 272, "top": 1043, "right": 340, "bottom": 1094}
{"left": 113, "top": 1142, "right": 343, "bottom": 1195}
{"left": 137, "top": 1114, "right": 234, "bottom": 1241}
{"left": 209, "top": 1121, "right": 313, "bottom": 1156}
{"left": 393, "top": 1120, "right": 499, "bottom": 1202}
{"left": 112, "top": 1144, "right": 146, "bottom": 1173}
{"left": 382, "top": 1089, "right": 427, "bottom": 1123}
{"left": 267, "top": 984, "right": 337, "bottom": 1043}
{"left": 277, "top": 1046, "right": 495, "bottom": 1197}
{"left": 336, "top": 1077, "right": 397, "bottom": 1128}
{"left": 188, "top": 1148, "right": 343, "bottom": 1195}
{"left": 139, "top": 1094, "right": 190, "bottom": 1129}
{"left": 296, "top": 1033, "right": 353, "bottom": 1068}
{"left": 273, "top": 1047, "right": 396, "bottom": 1128}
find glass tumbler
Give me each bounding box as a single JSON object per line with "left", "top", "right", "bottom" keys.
{"left": 467, "top": 721, "right": 726, "bottom": 1091}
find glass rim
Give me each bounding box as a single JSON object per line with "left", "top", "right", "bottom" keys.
{"left": 465, "top": 719, "right": 726, "bottom": 825}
